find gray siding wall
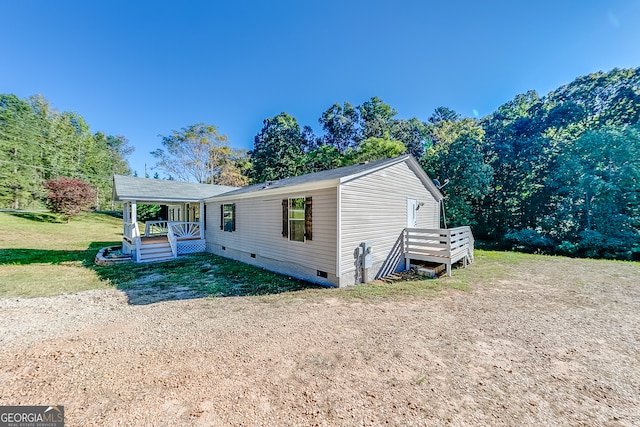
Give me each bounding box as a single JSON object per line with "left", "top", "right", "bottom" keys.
{"left": 204, "top": 187, "right": 338, "bottom": 287}
{"left": 339, "top": 161, "right": 439, "bottom": 286}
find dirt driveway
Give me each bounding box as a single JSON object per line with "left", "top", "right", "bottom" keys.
{"left": 1, "top": 257, "right": 639, "bottom": 426}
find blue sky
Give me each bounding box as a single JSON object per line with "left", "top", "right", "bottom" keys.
{"left": 2, "top": 0, "right": 639, "bottom": 177}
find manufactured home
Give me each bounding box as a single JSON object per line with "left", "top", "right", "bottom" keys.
{"left": 112, "top": 155, "right": 474, "bottom": 286}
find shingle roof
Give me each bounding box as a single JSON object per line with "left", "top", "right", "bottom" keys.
{"left": 112, "top": 175, "right": 238, "bottom": 202}
{"left": 212, "top": 155, "right": 410, "bottom": 198}
{"left": 206, "top": 154, "right": 445, "bottom": 201}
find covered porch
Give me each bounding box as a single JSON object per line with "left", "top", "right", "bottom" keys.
{"left": 122, "top": 200, "right": 206, "bottom": 262}
{"left": 113, "top": 175, "right": 239, "bottom": 263}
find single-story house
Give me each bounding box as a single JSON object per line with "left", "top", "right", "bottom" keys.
{"left": 112, "top": 155, "right": 474, "bottom": 286}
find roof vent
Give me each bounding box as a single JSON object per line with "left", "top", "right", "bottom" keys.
{"left": 262, "top": 180, "right": 278, "bottom": 189}
{"left": 359, "top": 161, "right": 369, "bottom": 165}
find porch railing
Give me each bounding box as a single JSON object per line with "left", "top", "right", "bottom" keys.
{"left": 167, "top": 225, "right": 177, "bottom": 258}
{"left": 123, "top": 221, "right": 140, "bottom": 243}
{"left": 145, "top": 221, "right": 169, "bottom": 237}
{"left": 140, "top": 221, "right": 202, "bottom": 241}
{"left": 169, "top": 222, "right": 202, "bottom": 241}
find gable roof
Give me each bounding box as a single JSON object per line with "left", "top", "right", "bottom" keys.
{"left": 206, "top": 155, "right": 443, "bottom": 201}
{"left": 112, "top": 175, "right": 238, "bottom": 203}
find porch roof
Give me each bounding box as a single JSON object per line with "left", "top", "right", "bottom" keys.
{"left": 113, "top": 175, "right": 238, "bottom": 203}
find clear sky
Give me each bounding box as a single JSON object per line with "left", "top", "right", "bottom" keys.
{"left": 2, "top": 0, "right": 639, "bottom": 177}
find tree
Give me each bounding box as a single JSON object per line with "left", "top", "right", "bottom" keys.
{"left": 43, "top": 177, "right": 96, "bottom": 222}
{"left": 358, "top": 96, "right": 397, "bottom": 140}
{"left": 0, "top": 93, "right": 133, "bottom": 210}
{"left": 547, "top": 125, "right": 640, "bottom": 258}
{"left": 428, "top": 106, "right": 460, "bottom": 124}
{"left": 390, "top": 117, "right": 428, "bottom": 158}
{"left": 0, "top": 94, "right": 43, "bottom": 209}
{"left": 319, "top": 102, "right": 359, "bottom": 153}
{"left": 348, "top": 137, "right": 406, "bottom": 164}
{"left": 213, "top": 149, "right": 251, "bottom": 187}
{"left": 249, "top": 113, "right": 307, "bottom": 182}
{"left": 422, "top": 118, "right": 492, "bottom": 227}
{"left": 303, "top": 144, "right": 344, "bottom": 174}
{"left": 152, "top": 123, "right": 237, "bottom": 183}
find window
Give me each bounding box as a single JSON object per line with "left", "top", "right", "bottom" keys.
{"left": 282, "top": 197, "right": 312, "bottom": 242}
{"left": 289, "top": 197, "right": 305, "bottom": 242}
{"left": 188, "top": 204, "right": 200, "bottom": 222}
{"left": 220, "top": 203, "right": 235, "bottom": 232}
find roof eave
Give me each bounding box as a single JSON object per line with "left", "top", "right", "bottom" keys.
{"left": 205, "top": 178, "right": 340, "bottom": 202}
{"left": 114, "top": 196, "right": 208, "bottom": 203}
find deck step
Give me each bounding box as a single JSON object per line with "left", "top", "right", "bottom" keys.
{"left": 381, "top": 273, "right": 403, "bottom": 283}
{"left": 137, "top": 241, "right": 174, "bottom": 262}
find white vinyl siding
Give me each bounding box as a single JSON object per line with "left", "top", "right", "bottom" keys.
{"left": 339, "top": 161, "right": 439, "bottom": 279}
{"left": 205, "top": 187, "right": 337, "bottom": 275}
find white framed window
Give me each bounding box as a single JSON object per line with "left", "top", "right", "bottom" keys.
{"left": 220, "top": 203, "right": 235, "bottom": 232}
{"left": 282, "top": 197, "right": 312, "bottom": 242}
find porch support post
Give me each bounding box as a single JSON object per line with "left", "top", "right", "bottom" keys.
{"left": 199, "top": 201, "right": 204, "bottom": 236}
{"left": 123, "top": 202, "right": 129, "bottom": 235}
{"left": 131, "top": 200, "right": 137, "bottom": 227}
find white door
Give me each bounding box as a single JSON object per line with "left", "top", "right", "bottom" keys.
{"left": 407, "top": 199, "right": 417, "bottom": 228}
{"left": 169, "top": 205, "right": 182, "bottom": 222}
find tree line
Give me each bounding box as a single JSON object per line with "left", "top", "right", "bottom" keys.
{"left": 3, "top": 67, "right": 639, "bottom": 259}
{"left": 243, "top": 68, "right": 639, "bottom": 260}
{"left": 0, "top": 94, "right": 132, "bottom": 209}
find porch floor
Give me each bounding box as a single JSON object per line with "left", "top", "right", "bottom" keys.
{"left": 141, "top": 236, "right": 169, "bottom": 245}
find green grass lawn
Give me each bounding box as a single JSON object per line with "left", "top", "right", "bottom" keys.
{"left": 5, "top": 211, "right": 635, "bottom": 303}
{"left": 0, "top": 211, "right": 319, "bottom": 301}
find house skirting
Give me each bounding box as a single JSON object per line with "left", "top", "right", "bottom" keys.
{"left": 206, "top": 242, "right": 338, "bottom": 287}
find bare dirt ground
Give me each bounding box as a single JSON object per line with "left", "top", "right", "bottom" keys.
{"left": 1, "top": 257, "right": 639, "bottom": 426}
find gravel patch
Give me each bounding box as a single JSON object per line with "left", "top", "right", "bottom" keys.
{"left": 1, "top": 269, "right": 639, "bottom": 426}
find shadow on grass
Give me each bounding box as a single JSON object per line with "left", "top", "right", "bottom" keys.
{"left": 0, "top": 242, "right": 119, "bottom": 266}
{"left": 9, "top": 212, "right": 64, "bottom": 223}
{"left": 93, "top": 253, "right": 324, "bottom": 305}
{"left": 2, "top": 243, "right": 323, "bottom": 305}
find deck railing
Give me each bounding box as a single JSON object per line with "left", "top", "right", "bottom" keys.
{"left": 141, "top": 221, "right": 202, "bottom": 241}
{"left": 167, "top": 225, "right": 177, "bottom": 258}
{"left": 123, "top": 221, "right": 140, "bottom": 243}
{"left": 169, "top": 222, "right": 202, "bottom": 241}
{"left": 404, "top": 226, "right": 474, "bottom": 276}
{"left": 145, "top": 221, "right": 169, "bottom": 237}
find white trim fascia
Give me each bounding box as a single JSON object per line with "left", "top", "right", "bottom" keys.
{"left": 116, "top": 197, "right": 207, "bottom": 203}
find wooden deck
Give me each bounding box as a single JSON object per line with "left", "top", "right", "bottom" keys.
{"left": 404, "top": 227, "right": 474, "bottom": 276}
{"left": 140, "top": 236, "right": 169, "bottom": 245}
